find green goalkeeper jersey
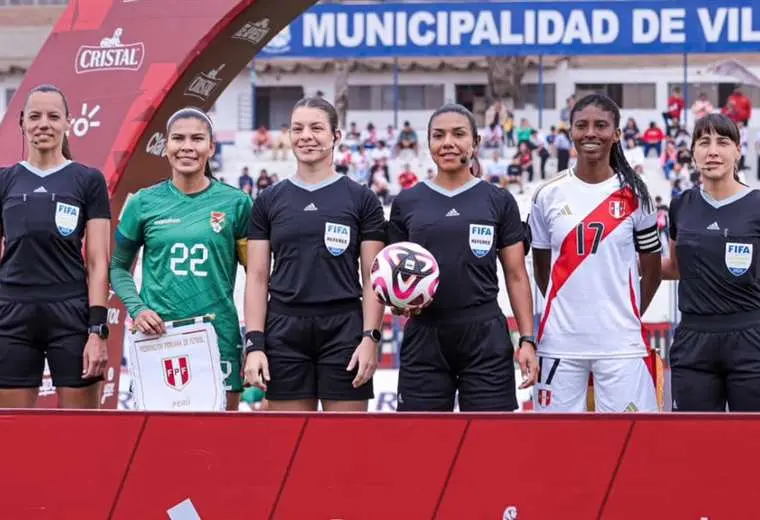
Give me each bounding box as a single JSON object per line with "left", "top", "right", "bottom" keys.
{"left": 115, "top": 179, "right": 251, "bottom": 322}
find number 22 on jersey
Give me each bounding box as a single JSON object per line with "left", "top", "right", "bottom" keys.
{"left": 170, "top": 242, "right": 209, "bottom": 277}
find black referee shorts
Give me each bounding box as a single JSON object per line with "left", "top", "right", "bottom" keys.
{"left": 0, "top": 297, "right": 101, "bottom": 389}
{"left": 397, "top": 302, "right": 517, "bottom": 412}
{"left": 670, "top": 311, "right": 760, "bottom": 412}
{"left": 264, "top": 300, "right": 373, "bottom": 401}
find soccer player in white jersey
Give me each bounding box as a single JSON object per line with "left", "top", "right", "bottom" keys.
{"left": 528, "top": 93, "right": 663, "bottom": 413}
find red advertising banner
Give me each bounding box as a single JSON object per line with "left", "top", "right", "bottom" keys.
{"left": 0, "top": 411, "right": 756, "bottom": 519}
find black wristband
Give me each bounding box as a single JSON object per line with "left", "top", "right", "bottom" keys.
{"left": 244, "top": 330, "right": 266, "bottom": 354}
{"left": 88, "top": 305, "right": 108, "bottom": 326}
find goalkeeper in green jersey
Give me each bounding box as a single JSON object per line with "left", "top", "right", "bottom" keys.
{"left": 109, "top": 107, "right": 252, "bottom": 410}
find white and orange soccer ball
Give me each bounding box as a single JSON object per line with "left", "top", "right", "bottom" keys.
{"left": 370, "top": 242, "right": 439, "bottom": 310}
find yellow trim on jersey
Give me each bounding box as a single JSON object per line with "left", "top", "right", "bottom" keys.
{"left": 236, "top": 238, "right": 248, "bottom": 267}
{"left": 531, "top": 170, "right": 569, "bottom": 204}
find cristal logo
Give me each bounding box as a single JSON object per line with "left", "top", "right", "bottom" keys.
{"left": 185, "top": 64, "right": 225, "bottom": 101}
{"left": 146, "top": 132, "right": 167, "bottom": 157}
{"left": 75, "top": 28, "right": 145, "bottom": 74}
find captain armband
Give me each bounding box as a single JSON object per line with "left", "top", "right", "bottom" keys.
{"left": 634, "top": 224, "right": 662, "bottom": 254}
{"left": 236, "top": 238, "right": 248, "bottom": 267}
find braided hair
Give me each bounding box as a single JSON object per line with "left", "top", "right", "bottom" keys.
{"left": 570, "top": 93, "right": 653, "bottom": 212}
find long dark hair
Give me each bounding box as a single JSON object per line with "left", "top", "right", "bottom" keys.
{"left": 166, "top": 107, "right": 215, "bottom": 178}
{"left": 690, "top": 113, "right": 742, "bottom": 183}
{"left": 22, "top": 84, "right": 73, "bottom": 160}
{"left": 427, "top": 103, "right": 482, "bottom": 177}
{"left": 570, "top": 93, "right": 652, "bottom": 212}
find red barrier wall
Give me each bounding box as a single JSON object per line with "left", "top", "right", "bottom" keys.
{"left": 0, "top": 411, "right": 755, "bottom": 520}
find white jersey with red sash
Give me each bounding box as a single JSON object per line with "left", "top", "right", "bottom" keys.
{"left": 529, "top": 169, "right": 661, "bottom": 360}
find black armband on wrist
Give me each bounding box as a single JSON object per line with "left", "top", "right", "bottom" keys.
{"left": 88, "top": 305, "right": 108, "bottom": 326}
{"left": 244, "top": 331, "right": 266, "bottom": 354}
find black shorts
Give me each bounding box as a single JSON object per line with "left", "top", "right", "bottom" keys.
{"left": 264, "top": 300, "right": 372, "bottom": 401}
{"left": 670, "top": 311, "right": 760, "bottom": 412}
{"left": 0, "top": 297, "right": 101, "bottom": 389}
{"left": 397, "top": 302, "right": 517, "bottom": 412}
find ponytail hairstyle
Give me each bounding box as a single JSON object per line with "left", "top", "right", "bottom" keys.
{"left": 570, "top": 93, "right": 653, "bottom": 212}
{"left": 427, "top": 103, "right": 482, "bottom": 177}
{"left": 166, "top": 107, "right": 215, "bottom": 178}
{"left": 22, "top": 84, "right": 73, "bottom": 160}
{"left": 690, "top": 112, "right": 744, "bottom": 184}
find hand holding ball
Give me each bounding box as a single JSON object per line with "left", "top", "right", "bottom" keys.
{"left": 370, "top": 242, "right": 439, "bottom": 312}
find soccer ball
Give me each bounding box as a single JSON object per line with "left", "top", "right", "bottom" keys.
{"left": 370, "top": 242, "right": 439, "bottom": 310}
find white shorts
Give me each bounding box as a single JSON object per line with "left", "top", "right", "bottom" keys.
{"left": 532, "top": 356, "right": 657, "bottom": 413}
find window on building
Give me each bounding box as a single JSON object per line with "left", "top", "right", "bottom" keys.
{"left": 516, "top": 83, "right": 557, "bottom": 109}
{"left": 348, "top": 84, "right": 444, "bottom": 111}
{"left": 574, "top": 83, "right": 657, "bottom": 109}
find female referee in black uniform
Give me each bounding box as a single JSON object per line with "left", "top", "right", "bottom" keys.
{"left": 662, "top": 113, "right": 760, "bottom": 411}
{"left": 0, "top": 84, "right": 110, "bottom": 408}
{"left": 243, "top": 97, "right": 386, "bottom": 412}
{"left": 388, "top": 103, "right": 538, "bottom": 412}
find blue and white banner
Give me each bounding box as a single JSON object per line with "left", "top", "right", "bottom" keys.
{"left": 257, "top": 1, "right": 760, "bottom": 58}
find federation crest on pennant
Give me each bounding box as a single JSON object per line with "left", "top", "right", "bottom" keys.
{"left": 55, "top": 202, "right": 80, "bottom": 236}
{"left": 608, "top": 200, "right": 626, "bottom": 219}
{"left": 163, "top": 355, "right": 191, "bottom": 391}
{"left": 210, "top": 211, "right": 225, "bottom": 233}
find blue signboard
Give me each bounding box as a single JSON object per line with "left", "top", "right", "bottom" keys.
{"left": 258, "top": 1, "right": 760, "bottom": 58}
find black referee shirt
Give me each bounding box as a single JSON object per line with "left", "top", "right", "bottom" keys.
{"left": 388, "top": 178, "right": 525, "bottom": 311}
{"left": 248, "top": 175, "right": 386, "bottom": 306}
{"left": 0, "top": 161, "right": 111, "bottom": 301}
{"left": 670, "top": 186, "right": 760, "bottom": 315}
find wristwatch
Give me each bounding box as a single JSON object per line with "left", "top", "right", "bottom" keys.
{"left": 88, "top": 324, "right": 110, "bottom": 340}
{"left": 363, "top": 329, "right": 382, "bottom": 343}
{"left": 518, "top": 335, "right": 537, "bottom": 350}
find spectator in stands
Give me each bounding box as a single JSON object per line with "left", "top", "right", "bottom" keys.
{"left": 623, "top": 117, "right": 640, "bottom": 143}
{"left": 425, "top": 167, "right": 435, "bottom": 180}
{"left": 554, "top": 128, "right": 572, "bottom": 172}
{"left": 256, "top": 168, "right": 272, "bottom": 195}
{"left": 691, "top": 92, "right": 714, "bottom": 121}
{"left": 673, "top": 127, "right": 691, "bottom": 149}
{"left": 239, "top": 166, "right": 253, "bottom": 192}
{"left": 671, "top": 177, "right": 683, "bottom": 199}
{"left": 370, "top": 166, "right": 390, "bottom": 205}
{"left": 398, "top": 163, "right": 419, "bottom": 190}
{"left": 654, "top": 195, "right": 670, "bottom": 257}
{"left": 352, "top": 145, "right": 371, "bottom": 184}
{"left": 503, "top": 110, "right": 515, "bottom": 146}
{"left": 344, "top": 122, "right": 361, "bottom": 151}
{"left": 482, "top": 120, "right": 503, "bottom": 156}
{"left": 395, "top": 121, "right": 419, "bottom": 157}
{"left": 516, "top": 141, "right": 535, "bottom": 182}
{"left": 515, "top": 118, "right": 533, "bottom": 145}
{"left": 663, "top": 86, "right": 685, "bottom": 137}
{"left": 371, "top": 155, "right": 390, "bottom": 188}
{"left": 334, "top": 143, "right": 352, "bottom": 175}
{"left": 642, "top": 121, "right": 665, "bottom": 157}
{"left": 485, "top": 99, "right": 507, "bottom": 135}
{"left": 251, "top": 125, "right": 272, "bottom": 156}
{"left": 756, "top": 128, "right": 760, "bottom": 180}
{"left": 383, "top": 124, "right": 396, "bottom": 151}
{"left": 723, "top": 87, "right": 752, "bottom": 125}
{"left": 676, "top": 143, "right": 692, "bottom": 166}
{"left": 486, "top": 150, "right": 507, "bottom": 188}
{"left": 361, "top": 123, "right": 379, "bottom": 150}
{"left": 559, "top": 94, "right": 575, "bottom": 129}
{"left": 739, "top": 121, "right": 749, "bottom": 171}
{"left": 661, "top": 140, "right": 678, "bottom": 179}
{"left": 506, "top": 155, "right": 524, "bottom": 193}
{"left": 371, "top": 140, "right": 390, "bottom": 163}
{"left": 272, "top": 124, "right": 291, "bottom": 161}
{"left": 623, "top": 137, "right": 645, "bottom": 172}
{"left": 531, "top": 129, "right": 550, "bottom": 180}
{"left": 269, "top": 173, "right": 280, "bottom": 184}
